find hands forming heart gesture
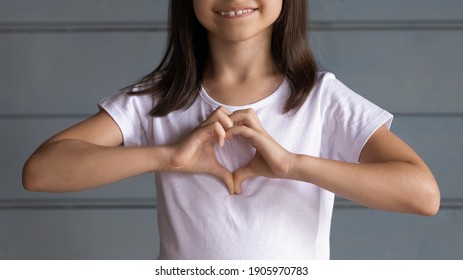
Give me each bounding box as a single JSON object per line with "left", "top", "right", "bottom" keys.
{"left": 167, "top": 106, "right": 295, "bottom": 194}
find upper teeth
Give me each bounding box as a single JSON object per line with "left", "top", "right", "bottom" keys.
{"left": 219, "top": 9, "right": 254, "bottom": 17}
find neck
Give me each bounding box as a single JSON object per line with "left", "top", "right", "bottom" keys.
{"left": 200, "top": 28, "right": 284, "bottom": 106}
{"left": 204, "top": 29, "right": 280, "bottom": 82}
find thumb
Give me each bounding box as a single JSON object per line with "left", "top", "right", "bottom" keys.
{"left": 233, "top": 165, "right": 256, "bottom": 194}
{"left": 209, "top": 165, "right": 235, "bottom": 195}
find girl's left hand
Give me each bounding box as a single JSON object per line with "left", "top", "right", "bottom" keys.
{"left": 226, "top": 109, "right": 295, "bottom": 193}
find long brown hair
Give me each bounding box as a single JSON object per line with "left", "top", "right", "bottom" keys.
{"left": 129, "top": 0, "right": 318, "bottom": 116}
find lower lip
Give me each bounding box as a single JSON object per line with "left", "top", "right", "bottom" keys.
{"left": 216, "top": 9, "right": 257, "bottom": 19}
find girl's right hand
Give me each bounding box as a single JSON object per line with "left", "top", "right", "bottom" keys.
{"left": 167, "top": 106, "right": 235, "bottom": 194}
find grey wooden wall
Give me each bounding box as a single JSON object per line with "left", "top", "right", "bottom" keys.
{"left": 1, "top": 0, "right": 462, "bottom": 259}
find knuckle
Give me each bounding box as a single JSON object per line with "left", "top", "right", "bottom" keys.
{"left": 212, "top": 121, "right": 222, "bottom": 130}
{"left": 244, "top": 108, "right": 254, "bottom": 114}
{"left": 213, "top": 122, "right": 225, "bottom": 135}
{"left": 217, "top": 106, "right": 229, "bottom": 115}
{"left": 215, "top": 106, "right": 224, "bottom": 115}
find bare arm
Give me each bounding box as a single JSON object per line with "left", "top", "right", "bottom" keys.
{"left": 289, "top": 126, "right": 440, "bottom": 215}
{"left": 22, "top": 110, "right": 171, "bottom": 192}
{"left": 22, "top": 107, "right": 235, "bottom": 193}
{"left": 226, "top": 109, "right": 440, "bottom": 216}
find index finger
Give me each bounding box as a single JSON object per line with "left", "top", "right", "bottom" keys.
{"left": 229, "top": 108, "right": 262, "bottom": 131}
{"left": 201, "top": 106, "right": 234, "bottom": 130}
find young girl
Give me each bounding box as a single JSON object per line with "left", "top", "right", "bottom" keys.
{"left": 22, "top": 0, "right": 440, "bottom": 259}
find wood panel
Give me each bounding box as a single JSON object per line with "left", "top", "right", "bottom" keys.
{"left": 1, "top": 0, "right": 461, "bottom": 261}
{"left": 1, "top": 116, "right": 461, "bottom": 200}
{"left": 331, "top": 208, "right": 463, "bottom": 259}
{"left": 0, "top": 0, "right": 167, "bottom": 23}
{"left": 1, "top": 30, "right": 462, "bottom": 114}
{"left": 2, "top": 0, "right": 462, "bottom": 23}
{"left": 1, "top": 205, "right": 461, "bottom": 259}
{"left": 0, "top": 118, "right": 156, "bottom": 200}
{"left": 311, "top": 30, "right": 463, "bottom": 114}
{"left": 310, "top": 0, "right": 463, "bottom": 21}
{"left": 0, "top": 32, "right": 165, "bottom": 115}
{"left": 0, "top": 209, "right": 158, "bottom": 259}
{"left": 391, "top": 116, "right": 463, "bottom": 199}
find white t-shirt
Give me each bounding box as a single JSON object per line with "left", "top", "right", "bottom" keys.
{"left": 99, "top": 72, "right": 393, "bottom": 259}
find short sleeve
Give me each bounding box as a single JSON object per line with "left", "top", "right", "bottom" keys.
{"left": 320, "top": 74, "right": 393, "bottom": 163}
{"left": 98, "top": 91, "right": 152, "bottom": 147}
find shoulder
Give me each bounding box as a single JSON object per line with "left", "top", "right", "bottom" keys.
{"left": 309, "top": 71, "right": 375, "bottom": 111}
{"left": 312, "top": 71, "right": 350, "bottom": 98}
{"left": 312, "top": 72, "right": 393, "bottom": 162}
{"left": 295, "top": 71, "right": 345, "bottom": 115}
{"left": 99, "top": 87, "right": 154, "bottom": 117}
{"left": 306, "top": 71, "right": 392, "bottom": 131}
{"left": 316, "top": 71, "right": 337, "bottom": 83}
{"left": 98, "top": 87, "right": 156, "bottom": 146}
{"left": 300, "top": 71, "right": 346, "bottom": 105}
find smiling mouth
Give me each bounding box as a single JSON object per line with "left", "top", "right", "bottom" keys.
{"left": 216, "top": 8, "right": 258, "bottom": 17}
